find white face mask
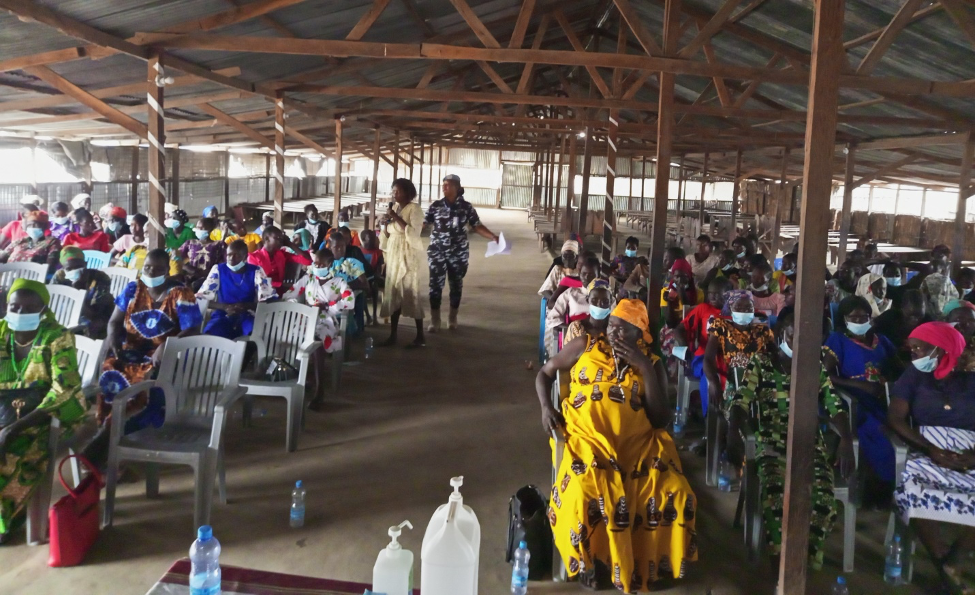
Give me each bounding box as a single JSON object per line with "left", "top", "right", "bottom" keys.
{"left": 911, "top": 347, "right": 939, "bottom": 373}
{"left": 780, "top": 339, "right": 793, "bottom": 358}
{"left": 65, "top": 268, "right": 83, "bottom": 283}
{"left": 736, "top": 250, "right": 747, "bottom": 259}
{"left": 846, "top": 320, "right": 872, "bottom": 336}
{"left": 731, "top": 311, "right": 754, "bottom": 326}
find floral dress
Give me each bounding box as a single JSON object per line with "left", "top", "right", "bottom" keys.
{"left": 0, "top": 319, "right": 86, "bottom": 536}
{"left": 0, "top": 236, "right": 60, "bottom": 265}
{"left": 178, "top": 240, "right": 226, "bottom": 279}
{"left": 302, "top": 274, "right": 354, "bottom": 353}
{"left": 708, "top": 317, "right": 774, "bottom": 399}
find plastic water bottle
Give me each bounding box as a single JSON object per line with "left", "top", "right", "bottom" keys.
{"left": 290, "top": 480, "right": 306, "bottom": 528}
{"left": 830, "top": 575, "right": 849, "bottom": 595}
{"left": 510, "top": 540, "right": 530, "bottom": 595}
{"left": 718, "top": 452, "right": 733, "bottom": 492}
{"left": 672, "top": 405, "right": 685, "bottom": 437}
{"left": 189, "top": 525, "right": 221, "bottom": 595}
{"left": 884, "top": 534, "right": 903, "bottom": 585}
{"left": 365, "top": 336, "right": 374, "bottom": 359}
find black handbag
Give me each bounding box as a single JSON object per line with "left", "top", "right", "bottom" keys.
{"left": 259, "top": 356, "right": 299, "bottom": 382}
{"left": 0, "top": 387, "right": 47, "bottom": 428}
{"left": 505, "top": 484, "right": 553, "bottom": 580}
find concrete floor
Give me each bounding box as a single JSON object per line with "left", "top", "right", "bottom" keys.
{"left": 0, "top": 209, "right": 936, "bottom": 594}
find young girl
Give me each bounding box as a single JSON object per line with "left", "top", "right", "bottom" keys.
{"left": 178, "top": 217, "right": 226, "bottom": 288}
{"left": 304, "top": 248, "right": 355, "bottom": 410}
{"left": 62, "top": 209, "right": 111, "bottom": 252}
{"left": 359, "top": 229, "right": 384, "bottom": 325}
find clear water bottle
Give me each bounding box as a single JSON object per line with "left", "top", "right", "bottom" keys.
{"left": 365, "top": 336, "right": 374, "bottom": 359}
{"left": 672, "top": 405, "right": 685, "bottom": 437}
{"left": 189, "top": 525, "right": 221, "bottom": 595}
{"left": 884, "top": 534, "right": 903, "bottom": 585}
{"left": 290, "top": 480, "right": 306, "bottom": 528}
{"left": 718, "top": 452, "right": 733, "bottom": 492}
{"left": 510, "top": 540, "right": 530, "bottom": 595}
{"left": 830, "top": 575, "right": 849, "bottom": 595}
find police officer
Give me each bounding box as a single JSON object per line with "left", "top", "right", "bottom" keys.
{"left": 425, "top": 174, "right": 499, "bottom": 332}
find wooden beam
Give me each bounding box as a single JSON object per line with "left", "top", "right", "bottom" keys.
{"left": 564, "top": 133, "right": 577, "bottom": 240}
{"left": 838, "top": 144, "right": 856, "bottom": 264}
{"left": 601, "top": 111, "right": 619, "bottom": 273}
{"left": 448, "top": 0, "right": 501, "bottom": 48}
{"left": 844, "top": 3, "right": 942, "bottom": 49}
{"left": 285, "top": 125, "right": 331, "bottom": 157}
{"left": 516, "top": 15, "right": 550, "bottom": 94}
{"left": 938, "top": 0, "right": 975, "bottom": 45}
{"left": 578, "top": 127, "right": 593, "bottom": 235}
{"left": 613, "top": 0, "right": 663, "bottom": 55}
{"left": 702, "top": 43, "right": 733, "bottom": 107}
{"left": 857, "top": 0, "right": 926, "bottom": 75}
{"left": 198, "top": 104, "right": 274, "bottom": 149}
{"left": 781, "top": 0, "right": 845, "bottom": 588}
{"left": 853, "top": 154, "right": 920, "bottom": 187}
{"left": 678, "top": 0, "right": 743, "bottom": 59}
{"left": 147, "top": 54, "right": 166, "bottom": 250}
{"left": 129, "top": 145, "right": 140, "bottom": 215}
{"left": 477, "top": 60, "right": 514, "bottom": 93}
{"left": 131, "top": 0, "right": 312, "bottom": 43}
{"left": 733, "top": 53, "right": 782, "bottom": 108}
{"left": 952, "top": 136, "right": 975, "bottom": 275}
{"left": 729, "top": 149, "right": 742, "bottom": 244}
{"left": 852, "top": 132, "right": 970, "bottom": 150}
{"left": 346, "top": 0, "right": 391, "bottom": 41}
{"left": 334, "top": 118, "right": 343, "bottom": 224}
{"left": 369, "top": 128, "right": 382, "bottom": 229}
{"left": 0, "top": 46, "right": 91, "bottom": 74}
{"left": 555, "top": 11, "right": 612, "bottom": 98}
{"left": 399, "top": 0, "right": 436, "bottom": 37}
{"left": 416, "top": 61, "right": 441, "bottom": 88}
{"left": 273, "top": 93, "right": 286, "bottom": 225}
{"left": 0, "top": 0, "right": 149, "bottom": 59}
{"left": 24, "top": 65, "right": 148, "bottom": 138}
{"left": 508, "top": 0, "right": 536, "bottom": 48}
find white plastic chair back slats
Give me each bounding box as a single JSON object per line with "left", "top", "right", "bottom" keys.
{"left": 73, "top": 335, "right": 105, "bottom": 389}
{"left": 0, "top": 262, "right": 47, "bottom": 292}
{"left": 82, "top": 250, "right": 111, "bottom": 269}
{"left": 157, "top": 336, "right": 246, "bottom": 422}
{"left": 251, "top": 302, "right": 317, "bottom": 366}
{"left": 46, "top": 285, "right": 85, "bottom": 329}
{"left": 105, "top": 268, "right": 137, "bottom": 297}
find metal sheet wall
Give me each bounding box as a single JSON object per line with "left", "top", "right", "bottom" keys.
{"left": 463, "top": 187, "right": 498, "bottom": 207}
{"left": 446, "top": 148, "right": 500, "bottom": 170}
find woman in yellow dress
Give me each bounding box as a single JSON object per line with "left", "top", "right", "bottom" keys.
{"left": 535, "top": 299, "right": 697, "bottom": 590}
{"left": 378, "top": 178, "right": 426, "bottom": 347}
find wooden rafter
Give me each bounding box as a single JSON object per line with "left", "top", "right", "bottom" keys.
{"left": 476, "top": 61, "right": 513, "bottom": 93}
{"left": 448, "top": 0, "right": 501, "bottom": 48}
{"left": 612, "top": 0, "right": 663, "bottom": 56}
{"left": 702, "top": 42, "right": 732, "bottom": 107}
{"left": 346, "top": 0, "right": 391, "bottom": 41}
{"left": 508, "top": 0, "right": 536, "bottom": 48}
{"left": 516, "top": 15, "right": 550, "bottom": 94}
{"left": 131, "top": 0, "right": 311, "bottom": 44}
{"left": 853, "top": 154, "right": 922, "bottom": 186}
{"left": 857, "top": 0, "right": 926, "bottom": 74}
{"left": 554, "top": 11, "right": 612, "bottom": 98}
{"left": 844, "top": 2, "right": 942, "bottom": 49}
{"left": 938, "top": 0, "right": 975, "bottom": 45}
{"left": 198, "top": 104, "right": 274, "bottom": 149}
{"left": 678, "top": 0, "right": 744, "bottom": 59}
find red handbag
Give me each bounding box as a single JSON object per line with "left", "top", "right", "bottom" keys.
{"left": 48, "top": 454, "right": 103, "bottom": 567}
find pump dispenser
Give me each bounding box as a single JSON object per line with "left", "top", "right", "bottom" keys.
{"left": 373, "top": 520, "right": 414, "bottom": 595}
{"left": 421, "top": 476, "right": 481, "bottom": 595}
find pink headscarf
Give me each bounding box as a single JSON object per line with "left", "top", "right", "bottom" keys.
{"left": 908, "top": 321, "right": 966, "bottom": 379}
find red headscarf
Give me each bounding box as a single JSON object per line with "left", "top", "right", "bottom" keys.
{"left": 109, "top": 206, "right": 127, "bottom": 220}
{"left": 908, "top": 321, "right": 966, "bottom": 379}
{"left": 670, "top": 258, "right": 698, "bottom": 305}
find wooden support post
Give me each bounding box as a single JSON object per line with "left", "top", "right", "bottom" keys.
{"left": 29, "top": 135, "right": 37, "bottom": 195}
{"left": 601, "top": 111, "right": 620, "bottom": 274}
{"left": 129, "top": 145, "right": 140, "bottom": 215}
{"left": 698, "top": 152, "right": 708, "bottom": 228}
{"left": 564, "top": 134, "right": 577, "bottom": 240}
{"left": 780, "top": 0, "right": 845, "bottom": 589}
{"left": 418, "top": 141, "right": 425, "bottom": 207}
{"left": 392, "top": 130, "right": 400, "bottom": 180}
{"left": 333, "top": 118, "right": 343, "bottom": 225}
{"left": 729, "top": 149, "right": 742, "bottom": 245}
{"left": 146, "top": 53, "right": 166, "bottom": 250}
{"left": 369, "top": 128, "right": 381, "bottom": 230}
{"left": 408, "top": 134, "right": 416, "bottom": 183}
{"left": 953, "top": 137, "right": 975, "bottom": 275}
{"left": 772, "top": 147, "right": 789, "bottom": 256}
{"left": 555, "top": 135, "right": 566, "bottom": 222}
{"left": 437, "top": 145, "right": 444, "bottom": 197}
{"left": 169, "top": 145, "right": 180, "bottom": 206}
{"left": 641, "top": 156, "right": 647, "bottom": 211}
{"left": 578, "top": 127, "right": 593, "bottom": 235}
{"left": 547, "top": 143, "right": 558, "bottom": 216}
{"left": 837, "top": 143, "right": 856, "bottom": 265}
{"left": 678, "top": 156, "right": 686, "bottom": 214}
{"left": 532, "top": 154, "right": 541, "bottom": 209}
{"left": 273, "top": 91, "right": 286, "bottom": 226}
{"left": 264, "top": 153, "right": 271, "bottom": 204}
{"left": 222, "top": 150, "right": 231, "bottom": 214}
{"left": 627, "top": 158, "right": 635, "bottom": 211}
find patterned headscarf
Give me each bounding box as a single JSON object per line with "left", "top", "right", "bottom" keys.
{"left": 60, "top": 246, "right": 85, "bottom": 266}
{"left": 23, "top": 210, "right": 48, "bottom": 226}
{"left": 856, "top": 272, "right": 890, "bottom": 318}
{"left": 611, "top": 298, "right": 653, "bottom": 344}
{"left": 943, "top": 299, "right": 976, "bottom": 316}
{"left": 909, "top": 321, "right": 966, "bottom": 379}
{"left": 587, "top": 278, "right": 611, "bottom": 295}
{"left": 922, "top": 273, "right": 956, "bottom": 318}
{"left": 171, "top": 209, "right": 189, "bottom": 225}
{"left": 561, "top": 240, "right": 580, "bottom": 255}
{"left": 722, "top": 289, "right": 754, "bottom": 316}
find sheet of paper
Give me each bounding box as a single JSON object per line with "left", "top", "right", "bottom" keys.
{"left": 485, "top": 232, "right": 511, "bottom": 257}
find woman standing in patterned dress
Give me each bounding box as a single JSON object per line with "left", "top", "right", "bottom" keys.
{"left": 379, "top": 179, "right": 426, "bottom": 348}
{"left": 535, "top": 299, "right": 696, "bottom": 591}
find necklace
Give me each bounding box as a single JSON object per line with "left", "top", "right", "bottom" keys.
{"left": 9, "top": 333, "right": 38, "bottom": 384}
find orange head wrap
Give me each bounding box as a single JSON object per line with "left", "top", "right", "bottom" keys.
{"left": 611, "top": 298, "right": 653, "bottom": 344}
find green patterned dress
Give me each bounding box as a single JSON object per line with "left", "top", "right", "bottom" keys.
{"left": 0, "top": 319, "right": 86, "bottom": 535}
{"left": 729, "top": 354, "right": 842, "bottom": 568}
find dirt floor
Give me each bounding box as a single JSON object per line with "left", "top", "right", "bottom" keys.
{"left": 0, "top": 209, "right": 938, "bottom": 594}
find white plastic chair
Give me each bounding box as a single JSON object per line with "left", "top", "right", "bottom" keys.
{"left": 46, "top": 284, "right": 85, "bottom": 330}
{"left": 238, "top": 302, "right": 321, "bottom": 452}
{"left": 82, "top": 250, "right": 111, "bottom": 269}
{"left": 0, "top": 262, "right": 48, "bottom": 293}
{"left": 104, "top": 267, "right": 137, "bottom": 297}
{"left": 103, "top": 336, "right": 247, "bottom": 529}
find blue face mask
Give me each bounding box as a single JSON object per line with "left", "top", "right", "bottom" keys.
{"left": 51, "top": 216, "right": 70, "bottom": 226}
{"left": 911, "top": 348, "right": 939, "bottom": 373}
{"left": 65, "top": 268, "right": 83, "bottom": 283}
{"left": 27, "top": 228, "right": 45, "bottom": 241}
{"left": 108, "top": 221, "right": 121, "bottom": 232}
{"left": 141, "top": 274, "right": 166, "bottom": 288}
{"left": 885, "top": 276, "right": 902, "bottom": 287}
{"left": 780, "top": 339, "right": 793, "bottom": 358}
{"left": 5, "top": 311, "right": 42, "bottom": 332}
{"left": 624, "top": 249, "right": 637, "bottom": 258}
{"left": 313, "top": 267, "right": 332, "bottom": 279}
{"left": 722, "top": 263, "right": 735, "bottom": 271}
{"left": 227, "top": 260, "right": 247, "bottom": 272}
{"left": 194, "top": 230, "right": 210, "bottom": 240}
{"left": 589, "top": 305, "right": 611, "bottom": 320}
{"left": 846, "top": 320, "right": 872, "bottom": 336}
{"left": 731, "top": 311, "right": 754, "bottom": 326}
{"left": 166, "top": 219, "right": 182, "bottom": 230}
{"left": 736, "top": 250, "right": 747, "bottom": 259}
{"left": 338, "top": 221, "right": 349, "bottom": 228}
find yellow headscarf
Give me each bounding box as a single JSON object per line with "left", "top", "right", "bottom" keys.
{"left": 8, "top": 278, "right": 57, "bottom": 323}
{"left": 611, "top": 298, "right": 653, "bottom": 344}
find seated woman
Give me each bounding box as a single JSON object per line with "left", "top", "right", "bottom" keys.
{"left": 686, "top": 234, "right": 719, "bottom": 287}
{"left": 222, "top": 219, "right": 262, "bottom": 253}
{"left": 748, "top": 262, "right": 785, "bottom": 318}
{"left": 102, "top": 206, "right": 130, "bottom": 244}
{"left": 535, "top": 299, "right": 695, "bottom": 590}
{"left": 546, "top": 256, "right": 598, "bottom": 355}
{"left": 563, "top": 279, "right": 614, "bottom": 345}
{"left": 538, "top": 240, "right": 579, "bottom": 299}
{"left": 700, "top": 248, "right": 740, "bottom": 292}
{"left": 946, "top": 302, "right": 975, "bottom": 373}
{"left": 674, "top": 277, "right": 732, "bottom": 419}
{"left": 855, "top": 272, "right": 892, "bottom": 319}
{"left": 155, "top": 208, "right": 195, "bottom": 276}
{"left": 622, "top": 256, "right": 650, "bottom": 301}
{"left": 775, "top": 253, "right": 797, "bottom": 294}
{"left": 882, "top": 262, "right": 907, "bottom": 308}
{"left": 726, "top": 310, "right": 855, "bottom": 570}
{"left": 0, "top": 210, "right": 60, "bottom": 271}
{"left": 196, "top": 240, "right": 276, "bottom": 339}
{"left": 52, "top": 247, "right": 115, "bottom": 339}
{"left": 874, "top": 289, "right": 932, "bottom": 371}
{"left": 660, "top": 259, "right": 701, "bottom": 376}
{"left": 291, "top": 227, "right": 314, "bottom": 257}
{"left": 825, "top": 259, "right": 861, "bottom": 305}
{"left": 822, "top": 296, "right": 898, "bottom": 506}
{"left": 110, "top": 213, "right": 148, "bottom": 268}
{"left": 48, "top": 201, "right": 76, "bottom": 242}
{"left": 921, "top": 262, "right": 958, "bottom": 319}
{"left": 62, "top": 209, "right": 111, "bottom": 253}
{"left": 248, "top": 226, "right": 312, "bottom": 297}
{"left": 0, "top": 279, "right": 86, "bottom": 543}
{"left": 97, "top": 249, "right": 202, "bottom": 433}
{"left": 703, "top": 290, "right": 774, "bottom": 408}
{"left": 955, "top": 267, "right": 975, "bottom": 304}
{"left": 610, "top": 236, "right": 641, "bottom": 286}
{"left": 359, "top": 229, "right": 384, "bottom": 326}
{"left": 889, "top": 322, "right": 974, "bottom": 594}
{"left": 178, "top": 217, "right": 226, "bottom": 289}
{"left": 304, "top": 249, "right": 355, "bottom": 411}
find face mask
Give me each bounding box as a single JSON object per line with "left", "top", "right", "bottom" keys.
{"left": 65, "top": 268, "right": 83, "bottom": 283}
{"left": 307, "top": 217, "right": 318, "bottom": 225}
{"left": 624, "top": 249, "right": 637, "bottom": 258}
{"left": 736, "top": 250, "right": 747, "bottom": 259}
{"left": 141, "top": 274, "right": 166, "bottom": 288}
{"left": 166, "top": 219, "right": 182, "bottom": 230}
{"left": 874, "top": 295, "right": 885, "bottom": 305}
{"left": 313, "top": 267, "right": 332, "bottom": 279}
{"left": 338, "top": 221, "right": 349, "bottom": 228}
{"left": 782, "top": 267, "right": 795, "bottom": 276}
{"left": 194, "top": 230, "right": 210, "bottom": 240}
{"left": 5, "top": 311, "right": 41, "bottom": 332}
{"left": 227, "top": 260, "right": 247, "bottom": 272}
{"left": 722, "top": 263, "right": 735, "bottom": 271}
{"left": 750, "top": 282, "right": 768, "bottom": 293}
{"left": 964, "top": 287, "right": 974, "bottom": 297}
{"left": 51, "top": 216, "right": 70, "bottom": 226}
{"left": 590, "top": 305, "right": 611, "bottom": 320}
{"left": 911, "top": 348, "right": 939, "bottom": 373}
{"left": 27, "top": 228, "right": 45, "bottom": 241}
{"left": 846, "top": 320, "right": 872, "bottom": 336}
{"left": 780, "top": 339, "right": 793, "bottom": 358}
{"left": 731, "top": 311, "right": 754, "bottom": 326}
{"left": 108, "top": 221, "right": 121, "bottom": 232}
{"left": 885, "top": 277, "right": 902, "bottom": 287}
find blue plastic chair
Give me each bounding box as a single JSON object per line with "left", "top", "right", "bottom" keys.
{"left": 538, "top": 297, "right": 547, "bottom": 365}
{"left": 83, "top": 250, "right": 111, "bottom": 269}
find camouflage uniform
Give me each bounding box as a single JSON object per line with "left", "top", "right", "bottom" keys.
{"left": 425, "top": 196, "right": 481, "bottom": 310}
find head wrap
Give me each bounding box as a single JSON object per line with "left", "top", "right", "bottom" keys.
{"left": 164, "top": 202, "right": 179, "bottom": 216}
{"left": 611, "top": 298, "right": 653, "bottom": 344}
{"left": 856, "top": 272, "right": 889, "bottom": 318}
{"left": 23, "top": 210, "right": 48, "bottom": 226}
{"left": 60, "top": 246, "right": 85, "bottom": 266}
{"left": 172, "top": 209, "right": 189, "bottom": 224}
{"left": 8, "top": 278, "right": 56, "bottom": 324}
{"left": 19, "top": 194, "right": 43, "bottom": 208}
{"left": 70, "top": 193, "right": 91, "bottom": 209}
{"left": 98, "top": 203, "right": 115, "bottom": 218}
{"left": 293, "top": 228, "right": 313, "bottom": 251}
{"left": 108, "top": 206, "right": 127, "bottom": 220}
{"left": 722, "top": 289, "right": 754, "bottom": 316}
{"left": 561, "top": 239, "right": 580, "bottom": 255}
{"left": 669, "top": 257, "right": 697, "bottom": 304}
{"left": 587, "top": 278, "right": 611, "bottom": 295}
{"left": 943, "top": 299, "right": 976, "bottom": 316}
{"left": 909, "top": 321, "right": 966, "bottom": 379}
{"left": 202, "top": 205, "right": 218, "bottom": 218}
